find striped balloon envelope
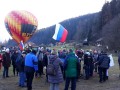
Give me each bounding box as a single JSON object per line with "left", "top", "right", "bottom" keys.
{"left": 4, "top": 10, "right": 38, "bottom": 44}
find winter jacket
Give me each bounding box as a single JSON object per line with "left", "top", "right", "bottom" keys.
{"left": 2, "top": 52, "right": 11, "bottom": 67}
{"left": 11, "top": 52, "right": 19, "bottom": 66}
{"left": 16, "top": 55, "right": 25, "bottom": 72}
{"left": 36, "top": 51, "right": 43, "bottom": 61}
{"left": 64, "top": 52, "right": 79, "bottom": 78}
{"left": 98, "top": 53, "right": 110, "bottom": 69}
{"left": 43, "top": 53, "right": 49, "bottom": 67}
{"left": 118, "top": 54, "right": 120, "bottom": 66}
{"left": 24, "top": 52, "right": 38, "bottom": 72}
{"left": 48, "top": 55, "right": 63, "bottom": 84}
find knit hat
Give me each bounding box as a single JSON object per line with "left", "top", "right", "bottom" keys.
{"left": 5, "top": 48, "right": 9, "bottom": 53}
{"left": 85, "top": 51, "right": 90, "bottom": 56}
{"left": 22, "top": 51, "right": 27, "bottom": 54}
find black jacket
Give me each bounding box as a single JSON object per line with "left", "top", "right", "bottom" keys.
{"left": 98, "top": 53, "right": 110, "bottom": 69}
{"left": 16, "top": 55, "right": 25, "bottom": 72}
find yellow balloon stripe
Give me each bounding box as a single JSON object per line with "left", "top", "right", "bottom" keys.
{"left": 6, "top": 15, "right": 21, "bottom": 35}
{"left": 12, "top": 34, "right": 21, "bottom": 44}
{"left": 19, "top": 11, "right": 38, "bottom": 26}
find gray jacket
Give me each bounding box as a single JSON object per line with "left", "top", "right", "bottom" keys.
{"left": 48, "top": 55, "right": 63, "bottom": 83}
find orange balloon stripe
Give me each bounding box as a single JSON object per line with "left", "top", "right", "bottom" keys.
{"left": 26, "top": 12, "right": 37, "bottom": 25}
{"left": 16, "top": 11, "right": 29, "bottom": 24}
{"left": 20, "top": 11, "right": 32, "bottom": 24}
{"left": 10, "top": 24, "right": 24, "bottom": 43}
{"left": 12, "top": 34, "right": 21, "bottom": 44}
{"left": 17, "top": 11, "right": 28, "bottom": 24}
{"left": 24, "top": 36, "right": 30, "bottom": 42}
{"left": 10, "top": 15, "right": 19, "bottom": 34}
{"left": 11, "top": 11, "right": 24, "bottom": 25}
{"left": 16, "top": 11, "right": 38, "bottom": 26}
{"left": 6, "top": 15, "right": 21, "bottom": 35}
{"left": 11, "top": 13, "right": 21, "bottom": 35}
{"left": 19, "top": 11, "right": 37, "bottom": 26}
{"left": 6, "top": 22, "right": 20, "bottom": 42}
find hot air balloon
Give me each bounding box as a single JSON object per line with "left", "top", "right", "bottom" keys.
{"left": 4, "top": 10, "right": 38, "bottom": 44}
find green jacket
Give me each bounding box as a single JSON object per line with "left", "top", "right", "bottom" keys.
{"left": 65, "top": 52, "right": 79, "bottom": 77}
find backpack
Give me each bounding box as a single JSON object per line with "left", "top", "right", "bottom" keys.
{"left": 46, "top": 60, "right": 56, "bottom": 76}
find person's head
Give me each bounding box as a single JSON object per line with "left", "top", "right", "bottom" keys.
{"left": 101, "top": 50, "right": 107, "bottom": 54}
{"left": 85, "top": 51, "right": 90, "bottom": 56}
{"left": 5, "top": 48, "right": 10, "bottom": 53}
{"left": 51, "top": 51, "right": 57, "bottom": 55}
{"left": 93, "top": 50, "right": 97, "bottom": 54}
{"left": 51, "top": 49, "right": 57, "bottom": 55}
{"left": 22, "top": 51, "right": 27, "bottom": 57}
{"left": 32, "top": 50, "right": 36, "bottom": 55}
{"left": 15, "top": 50, "right": 17, "bottom": 53}
{"left": 69, "top": 49, "right": 73, "bottom": 53}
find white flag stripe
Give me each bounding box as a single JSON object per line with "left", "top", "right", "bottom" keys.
{"left": 52, "top": 24, "right": 60, "bottom": 40}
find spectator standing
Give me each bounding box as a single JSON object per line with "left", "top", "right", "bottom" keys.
{"left": 24, "top": 50, "right": 38, "bottom": 90}
{"left": 0, "top": 53, "right": 3, "bottom": 70}
{"left": 2, "top": 48, "right": 11, "bottom": 78}
{"left": 11, "top": 50, "right": 19, "bottom": 76}
{"left": 16, "top": 51, "right": 26, "bottom": 87}
{"left": 98, "top": 51, "right": 110, "bottom": 83}
{"left": 48, "top": 51, "right": 63, "bottom": 90}
{"left": 64, "top": 49, "right": 80, "bottom": 90}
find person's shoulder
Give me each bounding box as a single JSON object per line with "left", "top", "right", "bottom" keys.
{"left": 56, "top": 57, "right": 61, "bottom": 61}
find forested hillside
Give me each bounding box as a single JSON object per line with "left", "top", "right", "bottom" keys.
{"left": 5, "top": 0, "right": 120, "bottom": 50}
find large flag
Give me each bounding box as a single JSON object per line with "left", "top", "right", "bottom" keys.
{"left": 19, "top": 41, "right": 24, "bottom": 51}
{"left": 52, "top": 24, "right": 68, "bottom": 43}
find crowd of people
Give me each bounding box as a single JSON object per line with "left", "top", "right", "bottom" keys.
{"left": 0, "top": 46, "right": 116, "bottom": 90}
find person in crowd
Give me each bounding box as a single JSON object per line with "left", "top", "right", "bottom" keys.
{"left": 36, "top": 47, "right": 44, "bottom": 77}
{"left": 24, "top": 50, "right": 38, "bottom": 90}
{"left": 48, "top": 51, "right": 63, "bottom": 90}
{"left": 58, "top": 49, "right": 67, "bottom": 80}
{"left": 16, "top": 51, "right": 26, "bottom": 87}
{"left": 11, "top": 50, "right": 19, "bottom": 76}
{"left": 0, "top": 53, "right": 3, "bottom": 70}
{"left": 43, "top": 49, "right": 51, "bottom": 82}
{"left": 98, "top": 51, "right": 110, "bottom": 83}
{"left": 93, "top": 50, "right": 99, "bottom": 73}
{"left": 2, "top": 48, "right": 11, "bottom": 78}
{"left": 64, "top": 49, "right": 80, "bottom": 90}
{"left": 25, "top": 48, "right": 31, "bottom": 54}
{"left": 118, "top": 52, "right": 120, "bottom": 78}
{"left": 118, "top": 52, "right": 120, "bottom": 70}
{"left": 83, "top": 51, "right": 94, "bottom": 80}
{"left": 76, "top": 49, "right": 84, "bottom": 78}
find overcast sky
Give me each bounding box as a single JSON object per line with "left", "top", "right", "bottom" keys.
{"left": 0, "top": 0, "right": 112, "bottom": 42}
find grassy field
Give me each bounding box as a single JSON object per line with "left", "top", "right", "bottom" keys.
{"left": 0, "top": 54, "right": 120, "bottom": 90}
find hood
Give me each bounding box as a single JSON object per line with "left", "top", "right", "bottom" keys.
{"left": 49, "top": 54, "right": 57, "bottom": 61}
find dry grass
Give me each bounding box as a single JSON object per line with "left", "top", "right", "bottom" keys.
{"left": 0, "top": 55, "right": 120, "bottom": 90}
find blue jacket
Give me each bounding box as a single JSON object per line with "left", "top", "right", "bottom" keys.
{"left": 25, "top": 52, "right": 38, "bottom": 72}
